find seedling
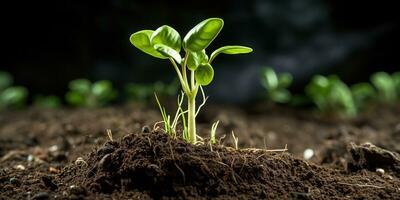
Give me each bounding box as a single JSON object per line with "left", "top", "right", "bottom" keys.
{"left": 0, "top": 71, "right": 28, "bottom": 110}
{"left": 260, "top": 67, "right": 293, "bottom": 103}
{"left": 371, "top": 72, "right": 397, "bottom": 103}
{"left": 34, "top": 95, "right": 61, "bottom": 109}
{"left": 65, "top": 79, "right": 117, "bottom": 108}
{"left": 130, "top": 18, "right": 252, "bottom": 144}
{"left": 350, "top": 82, "right": 376, "bottom": 110}
{"left": 305, "top": 75, "right": 357, "bottom": 117}
{"left": 125, "top": 80, "right": 178, "bottom": 102}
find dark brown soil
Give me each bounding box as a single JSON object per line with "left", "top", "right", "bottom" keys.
{"left": 1, "top": 103, "right": 400, "bottom": 199}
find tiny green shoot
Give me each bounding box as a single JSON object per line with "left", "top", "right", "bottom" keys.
{"left": 130, "top": 18, "right": 252, "bottom": 144}
{"left": 350, "top": 82, "right": 376, "bottom": 110}
{"left": 65, "top": 79, "right": 117, "bottom": 108}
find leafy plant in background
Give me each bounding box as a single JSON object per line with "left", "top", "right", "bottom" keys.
{"left": 34, "top": 95, "right": 61, "bottom": 109}
{"left": 0, "top": 71, "right": 28, "bottom": 110}
{"left": 371, "top": 72, "right": 398, "bottom": 103}
{"left": 260, "top": 67, "right": 293, "bottom": 103}
{"left": 305, "top": 75, "right": 357, "bottom": 117}
{"left": 130, "top": 18, "right": 252, "bottom": 144}
{"left": 350, "top": 82, "right": 376, "bottom": 110}
{"left": 65, "top": 79, "right": 117, "bottom": 108}
{"left": 125, "top": 80, "right": 179, "bottom": 102}
{"left": 393, "top": 72, "right": 400, "bottom": 95}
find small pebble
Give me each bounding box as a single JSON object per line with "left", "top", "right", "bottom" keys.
{"left": 142, "top": 125, "right": 151, "bottom": 133}
{"left": 303, "top": 148, "right": 314, "bottom": 160}
{"left": 69, "top": 185, "right": 87, "bottom": 196}
{"left": 376, "top": 168, "right": 385, "bottom": 176}
{"left": 48, "top": 145, "right": 59, "bottom": 152}
{"left": 49, "top": 167, "right": 60, "bottom": 174}
{"left": 14, "top": 164, "right": 25, "bottom": 170}
{"left": 32, "top": 192, "right": 49, "bottom": 200}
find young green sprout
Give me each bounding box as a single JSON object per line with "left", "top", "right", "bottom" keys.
{"left": 65, "top": 79, "right": 117, "bottom": 108}
{"left": 371, "top": 72, "right": 398, "bottom": 103}
{"left": 350, "top": 82, "right": 376, "bottom": 110}
{"left": 0, "top": 71, "right": 28, "bottom": 110}
{"left": 260, "top": 67, "right": 293, "bottom": 103}
{"left": 34, "top": 95, "right": 61, "bottom": 109}
{"left": 125, "top": 80, "right": 178, "bottom": 102}
{"left": 305, "top": 75, "right": 357, "bottom": 117}
{"left": 130, "top": 18, "right": 252, "bottom": 144}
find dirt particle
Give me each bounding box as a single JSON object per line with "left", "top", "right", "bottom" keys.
{"left": 142, "top": 125, "right": 151, "bottom": 133}
{"left": 41, "top": 176, "right": 58, "bottom": 190}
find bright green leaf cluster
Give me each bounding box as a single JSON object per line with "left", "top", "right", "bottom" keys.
{"left": 65, "top": 79, "right": 117, "bottom": 108}
{"left": 130, "top": 18, "right": 252, "bottom": 143}
{"left": 0, "top": 71, "right": 28, "bottom": 110}
{"left": 261, "top": 67, "right": 293, "bottom": 103}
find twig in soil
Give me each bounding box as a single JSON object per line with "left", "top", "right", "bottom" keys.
{"left": 106, "top": 129, "right": 113, "bottom": 141}
{"left": 231, "top": 131, "right": 239, "bottom": 150}
{"left": 337, "top": 182, "right": 385, "bottom": 189}
{"left": 242, "top": 144, "right": 288, "bottom": 154}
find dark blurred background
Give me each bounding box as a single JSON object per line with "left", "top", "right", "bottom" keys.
{"left": 1, "top": 0, "right": 399, "bottom": 103}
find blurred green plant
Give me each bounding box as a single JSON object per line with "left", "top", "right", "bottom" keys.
{"left": 350, "top": 82, "right": 376, "bottom": 110}
{"left": 125, "top": 80, "right": 179, "bottom": 102}
{"left": 306, "top": 75, "right": 357, "bottom": 117}
{"left": 260, "top": 67, "right": 293, "bottom": 103}
{"left": 34, "top": 95, "right": 61, "bottom": 109}
{"left": 130, "top": 18, "right": 252, "bottom": 143}
{"left": 0, "top": 71, "right": 28, "bottom": 110}
{"left": 371, "top": 72, "right": 397, "bottom": 103}
{"left": 65, "top": 79, "right": 117, "bottom": 108}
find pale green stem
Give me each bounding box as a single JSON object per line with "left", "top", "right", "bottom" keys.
{"left": 169, "top": 58, "right": 190, "bottom": 94}
{"left": 187, "top": 93, "right": 196, "bottom": 143}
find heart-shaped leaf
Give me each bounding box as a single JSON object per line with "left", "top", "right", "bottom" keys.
{"left": 187, "top": 50, "right": 208, "bottom": 70}
{"left": 151, "top": 25, "right": 181, "bottom": 53}
{"left": 154, "top": 44, "right": 182, "bottom": 64}
{"left": 195, "top": 63, "right": 214, "bottom": 86}
{"left": 183, "top": 18, "right": 224, "bottom": 52}
{"left": 210, "top": 45, "right": 252, "bottom": 62}
{"left": 130, "top": 30, "right": 167, "bottom": 59}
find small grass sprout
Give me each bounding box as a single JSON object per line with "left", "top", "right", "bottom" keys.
{"left": 130, "top": 18, "right": 252, "bottom": 144}
{"left": 65, "top": 79, "right": 117, "bottom": 108}
{"left": 0, "top": 71, "right": 28, "bottom": 110}
{"left": 260, "top": 67, "right": 293, "bottom": 103}
{"left": 210, "top": 120, "right": 220, "bottom": 145}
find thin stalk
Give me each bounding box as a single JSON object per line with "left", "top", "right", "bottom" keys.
{"left": 169, "top": 58, "right": 190, "bottom": 94}
{"left": 187, "top": 94, "right": 196, "bottom": 144}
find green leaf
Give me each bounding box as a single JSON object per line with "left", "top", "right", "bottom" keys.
{"left": 183, "top": 18, "right": 224, "bottom": 52}
{"left": 92, "top": 80, "right": 114, "bottom": 99}
{"left": 270, "top": 90, "right": 291, "bottom": 103}
{"left": 154, "top": 44, "right": 182, "bottom": 64}
{"left": 130, "top": 30, "right": 167, "bottom": 59}
{"left": 195, "top": 63, "right": 214, "bottom": 86}
{"left": 210, "top": 45, "right": 252, "bottom": 62}
{"left": 371, "top": 72, "right": 396, "bottom": 102}
{"left": 69, "top": 79, "right": 91, "bottom": 94}
{"left": 187, "top": 50, "right": 208, "bottom": 70}
{"left": 261, "top": 68, "right": 278, "bottom": 90}
{"left": 65, "top": 91, "right": 85, "bottom": 106}
{"left": 278, "top": 73, "right": 293, "bottom": 88}
{"left": 151, "top": 25, "right": 181, "bottom": 53}
{"left": 0, "top": 86, "right": 28, "bottom": 107}
{"left": 0, "top": 71, "right": 13, "bottom": 91}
